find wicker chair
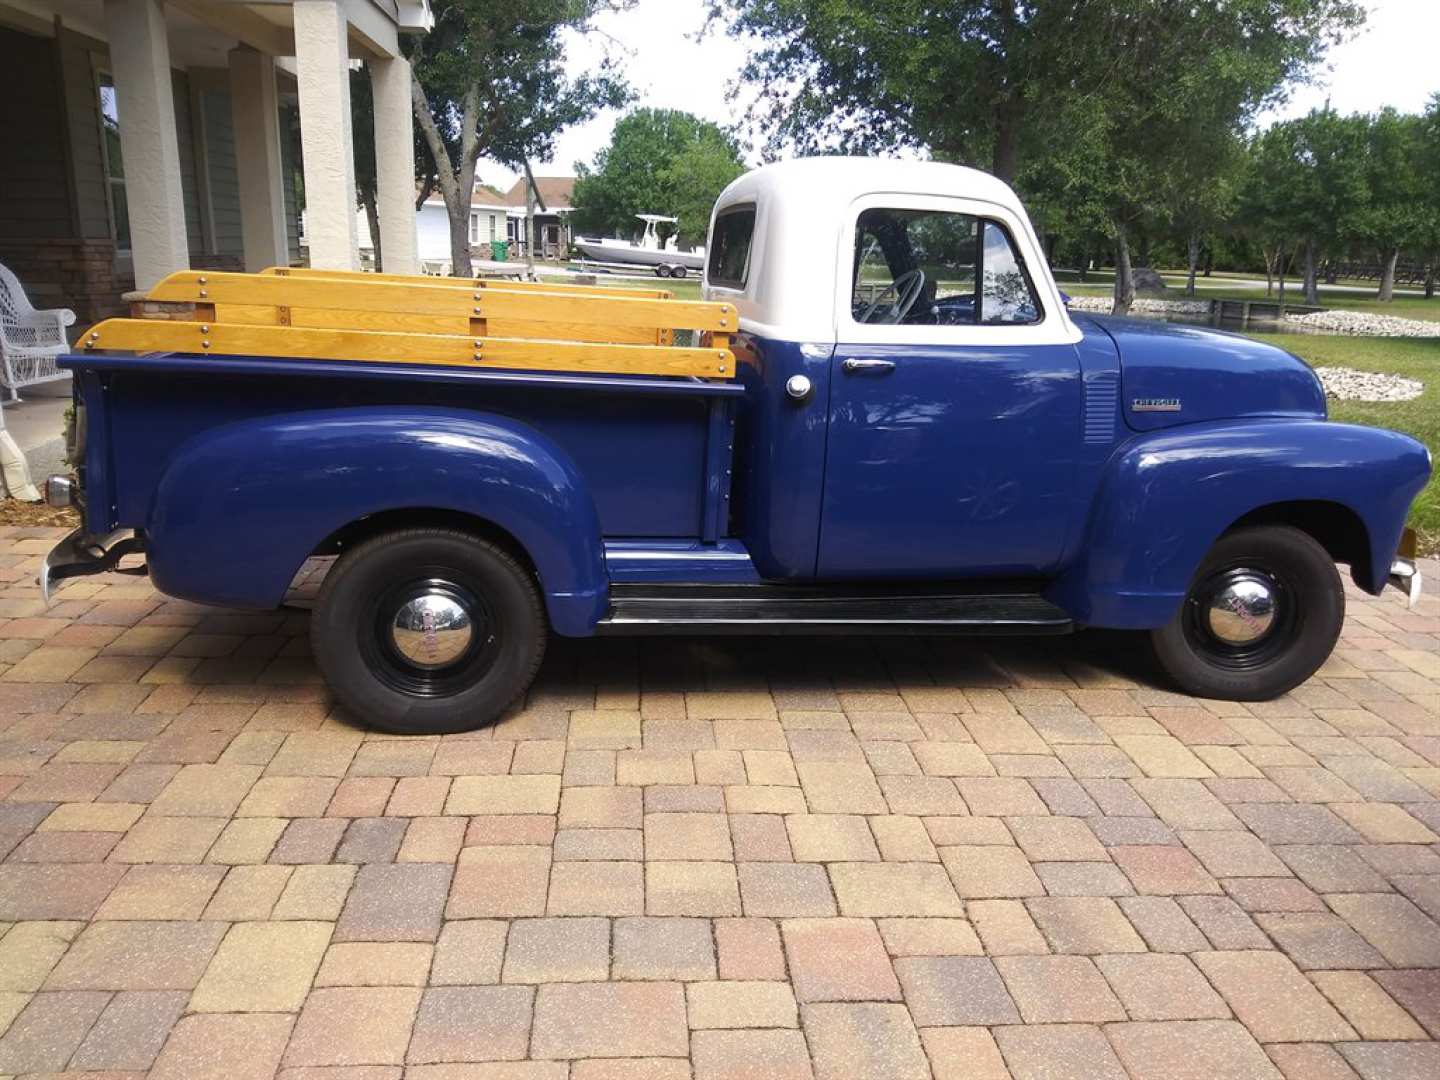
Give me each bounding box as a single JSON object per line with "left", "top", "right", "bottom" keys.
{"left": 0, "top": 261, "right": 75, "bottom": 402}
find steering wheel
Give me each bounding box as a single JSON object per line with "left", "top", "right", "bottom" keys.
{"left": 860, "top": 268, "right": 927, "bottom": 324}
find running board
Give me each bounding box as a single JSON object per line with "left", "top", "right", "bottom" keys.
{"left": 596, "top": 583, "right": 1074, "bottom": 635}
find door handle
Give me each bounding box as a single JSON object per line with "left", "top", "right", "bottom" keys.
{"left": 842, "top": 358, "right": 896, "bottom": 374}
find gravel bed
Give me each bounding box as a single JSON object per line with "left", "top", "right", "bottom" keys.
{"left": 1313, "top": 366, "right": 1424, "bottom": 402}
{"left": 1065, "top": 297, "right": 1211, "bottom": 315}
{"left": 1286, "top": 310, "right": 1440, "bottom": 337}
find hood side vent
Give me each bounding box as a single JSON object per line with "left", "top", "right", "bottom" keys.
{"left": 1083, "top": 370, "right": 1119, "bottom": 445}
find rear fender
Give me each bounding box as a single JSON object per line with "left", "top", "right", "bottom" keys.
{"left": 1048, "top": 419, "right": 1430, "bottom": 629}
{"left": 145, "top": 407, "right": 607, "bottom": 634}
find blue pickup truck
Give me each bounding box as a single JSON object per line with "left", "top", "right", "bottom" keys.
{"left": 45, "top": 158, "right": 1430, "bottom": 734}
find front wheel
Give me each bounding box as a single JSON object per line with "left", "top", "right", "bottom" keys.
{"left": 1150, "top": 525, "right": 1343, "bottom": 701}
{"left": 311, "top": 528, "right": 547, "bottom": 734}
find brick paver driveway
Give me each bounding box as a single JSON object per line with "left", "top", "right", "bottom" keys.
{"left": 1, "top": 525, "right": 1438, "bottom": 1079}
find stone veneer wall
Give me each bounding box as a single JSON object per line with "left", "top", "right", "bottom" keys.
{"left": 0, "top": 238, "right": 126, "bottom": 330}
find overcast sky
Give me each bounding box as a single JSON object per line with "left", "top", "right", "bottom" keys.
{"left": 479, "top": 0, "right": 1440, "bottom": 190}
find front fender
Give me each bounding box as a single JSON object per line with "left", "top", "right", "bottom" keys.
{"left": 1049, "top": 419, "right": 1430, "bottom": 629}
{"left": 146, "top": 407, "right": 608, "bottom": 634}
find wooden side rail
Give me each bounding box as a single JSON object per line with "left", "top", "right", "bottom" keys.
{"left": 261, "top": 265, "right": 674, "bottom": 301}
{"left": 81, "top": 320, "right": 735, "bottom": 379}
{"left": 146, "top": 271, "right": 733, "bottom": 333}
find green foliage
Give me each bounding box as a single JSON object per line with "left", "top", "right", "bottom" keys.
{"left": 571, "top": 109, "right": 746, "bottom": 246}
{"left": 408, "top": 0, "right": 632, "bottom": 174}
{"left": 706, "top": 0, "right": 1365, "bottom": 184}
{"left": 1349, "top": 109, "right": 1430, "bottom": 255}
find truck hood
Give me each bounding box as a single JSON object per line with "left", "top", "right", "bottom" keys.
{"left": 1075, "top": 313, "right": 1326, "bottom": 432}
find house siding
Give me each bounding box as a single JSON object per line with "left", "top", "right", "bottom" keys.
{"left": 0, "top": 26, "right": 72, "bottom": 242}
{"left": 172, "top": 70, "right": 207, "bottom": 258}
{"left": 55, "top": 28, "right": 112, "bottom": 243}
{"left": 199, "top": 85, "right": 245, "bottom": 259}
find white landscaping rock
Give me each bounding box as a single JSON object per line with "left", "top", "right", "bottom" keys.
{"left": 1286, "top": 310, "right": 1440, "bottom": 338}
{"left": 1313, "top": 366, "right": 1424, "bottom": 402}
{"left": 1065, "top": 297, "right": 1211, "bottom": 316}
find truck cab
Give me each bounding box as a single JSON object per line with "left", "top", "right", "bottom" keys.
{"left": 47, "top": 158, "right": 1431, "bottom": 734}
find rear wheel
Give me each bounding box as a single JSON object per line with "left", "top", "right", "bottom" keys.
{"left": 311, "top": 528, "right": 546, "bottom": 734}
{"left": 655, "top": 264, "right": 672, "bottom": 278}
{"left": 670, "top": 265, "right": 688, "bottom": 279}
{"left": 1150, "top": 525, "right": 1343, "bottom": 701}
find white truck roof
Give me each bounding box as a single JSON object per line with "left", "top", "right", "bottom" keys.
{"left": 704, "top": 157, "right": 1077, "bottom": 346}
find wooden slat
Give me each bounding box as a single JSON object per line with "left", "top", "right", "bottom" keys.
{"left": 83, "top": 319, "right": 736, "bottom": 378}
{"left": 149, "top": 271, "right": 733, "bottom": 332}
{"left": 214, "top": 304, "right": 664, "bottom": 345}
{"left": 261, "top": 265, "right": 674, "bottom": 300}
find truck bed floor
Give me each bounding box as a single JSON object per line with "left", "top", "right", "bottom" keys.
{"left": 596, "top": 583, "right": 1073, "bottom": 635}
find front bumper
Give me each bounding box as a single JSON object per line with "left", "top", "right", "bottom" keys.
{"left": 40, "top": 527, "right": 146, "bottom": 604}
{"left": 1387, "top": 527, "right": 1422, "bottom": 608}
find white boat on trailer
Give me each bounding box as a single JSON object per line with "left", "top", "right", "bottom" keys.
{"left": 573, "top": 214, "right": 706, "bottom": 278}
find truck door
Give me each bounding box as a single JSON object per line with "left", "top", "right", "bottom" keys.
{"left": 818, "top": 195, "right": 1083, "bottom": 578}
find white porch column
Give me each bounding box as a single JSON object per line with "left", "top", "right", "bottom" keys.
{"left": 228, "top": 46, "right": 290, "bottom": 272}
{"left": 293, "top": 0, "right": 359, "bottom": 269}
{"left": 368, "top": 54, "right": 418, "bottom": 274}
{"left": 102, "top": 0, "right": 189, "bottom": 289}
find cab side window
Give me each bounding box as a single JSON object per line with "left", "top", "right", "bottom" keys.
{"left": 851, "top": 208, "right": 1041, "bottom": 326}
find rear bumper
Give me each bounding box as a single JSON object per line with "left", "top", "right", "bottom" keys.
{"left": 40, "top": 527, "right": 146, "bottom": 604}
{"left": 1386, "top": 527, "right": 1422, "bottom": 608}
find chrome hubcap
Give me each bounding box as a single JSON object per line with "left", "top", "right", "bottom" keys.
{"left": 1204, "top": 571, "right": 1278, "bottom": 646}
{"left": 390, "top": 587, "right": 473, "bottom": 669}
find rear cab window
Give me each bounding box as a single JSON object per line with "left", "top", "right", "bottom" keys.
{"left": 708, "top": 206, "right": 757, "bottom": 289}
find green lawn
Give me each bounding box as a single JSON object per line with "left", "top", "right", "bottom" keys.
{"left": 1059, "top": 274, "right": 1440, "bottom": 322}
{"left": 1244, "top": 332, "right": 1440, "bottom": 552}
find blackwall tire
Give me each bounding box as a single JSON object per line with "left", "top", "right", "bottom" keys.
{"left": 1150, "top": 525, "right": 1343, "bottom": 701}
{"left": 311, "top": 528, "right": 546, "bottom": 734}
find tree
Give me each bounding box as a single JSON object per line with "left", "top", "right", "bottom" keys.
{"left": 571, "top": 109, "right": 746, "bottom": 247}
{"left": 407, "top": 1, "right": 632, "bottom": 275}
{"left": 1349, "top": 108, "right": 1428, "bottom": 302}
{"left": 1159, "top": 125, "right": 1242, "bottom": 298}
{"left": 1237, "top": 123, "right": 1308, "bottom": 304}
{"left": 1419, "top": 95, "right": 1440, "bottom": 299}
{"left": 705, "top": 1, "right": 1364, "bottom": 185}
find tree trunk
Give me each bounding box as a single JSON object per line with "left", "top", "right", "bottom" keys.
{"left": 1113, "top": 229, "right": 1135, "bottom": 316}
{"left": 1377, "top": 247, "right": 1400, "bottom": 302}
{"left": 361, "top": 188, "right": 382, "bottom": 272}
{"left": 1277, "top": 245, "right": 1288, "bottom": 308}
{"left": 1137, "top": 233, "right": 1152, "bottom": 271}
{"left": 1262, "top": 246, "right": 1276, "bottom": 297}
{"left": 1301, "top": 237, "right": 1319, "bottom": 307}
{"left": 1185, "top": 230, "right": 1200, "bottom": 298}
{"left": 991, "top": 111, "right": 1019, "bottom": 183}
{"left": 1426, "top": 260, "right": 1436, "bottom": 300}
{"left": 1203, "top": 247, "right": 1213, "bottom": 277}
{"left": 410, "top": 73, "right": 480, "bottom": 277}
{"left": 1077, "top": 246, "right": 1088, "bottom": 283}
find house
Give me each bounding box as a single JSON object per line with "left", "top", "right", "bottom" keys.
{"left": 0, "top": 0, "right": 431, "bottom": 324}
{"left": 357, "top": 183, "right": 509, "bottom": 274}
{"left": 503, "top": 175, "right": 575, "bottom": 260}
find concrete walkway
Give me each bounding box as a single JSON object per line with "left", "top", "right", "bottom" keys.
{"left": 0, "top": 378, "right": 71, "bottom": 488}
{"left": 0, "top": 529, "right": 1437, "bottom": 1079}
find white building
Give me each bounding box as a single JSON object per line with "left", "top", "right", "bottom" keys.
{"left": 0, "top": 0, "right": 430, "bottom": 321}
{"left": 358, "top": 185, "right": 509, "bottom": 274}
